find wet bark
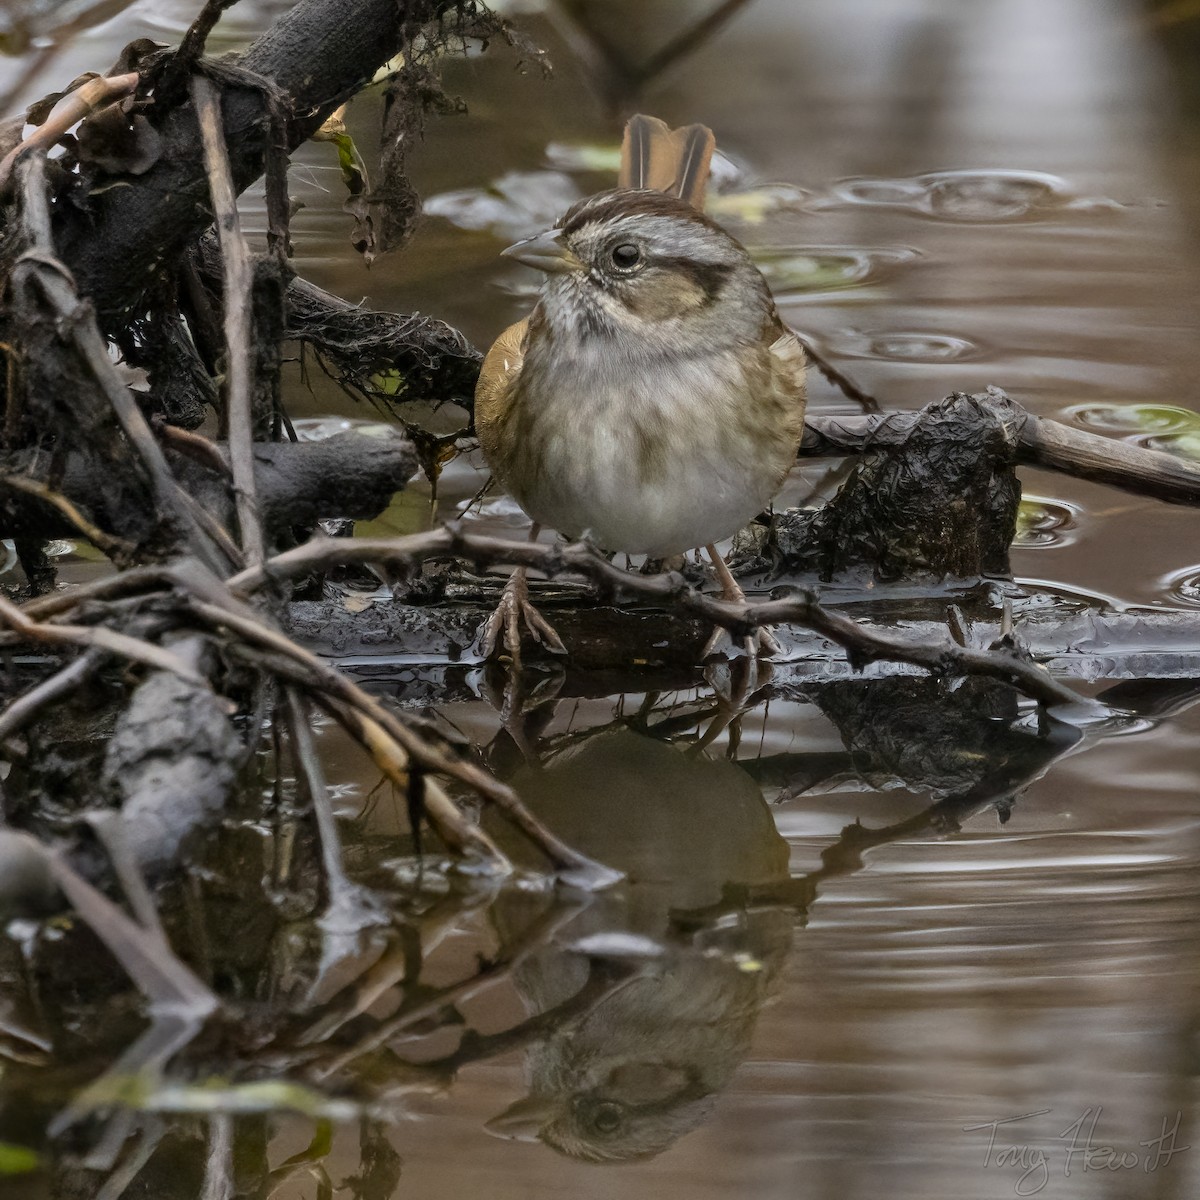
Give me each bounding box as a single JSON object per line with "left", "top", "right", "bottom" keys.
{"left": 53, "top": 0, "right": 458, "bottom": 320}
{"left": 0, "top": 430, "right": 416, "bottom": 544}
{"left": 756, "top": 390, "right": 1023, "bottom": 583}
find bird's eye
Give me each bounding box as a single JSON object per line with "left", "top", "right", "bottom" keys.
{"left": 609, "top": 242, "right": 642, "bottom": 270}
{"left": 589, "top": 1101, "right": 625, "bottom": 1136}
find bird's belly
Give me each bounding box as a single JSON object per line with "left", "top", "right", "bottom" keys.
{"left": 509, "top": 364, "right": 788, "bottom": 557}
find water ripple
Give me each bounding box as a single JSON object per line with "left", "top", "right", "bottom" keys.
{"left": 1067, "top": 403, "right": 1200, "bottom": 436}
{"left": 815, "top": 168, "right": 1119, "bottom": 224}
{"left": 1014, "top": 496, "right": 1082, "bottom": 548}
{"left": 1142, "top": 432, "right": 1200, "bottom": 461}
{"left": 830, "top": 330, "right": 980, "bottom": 363}
{"left": 425, "top": 171, "right": 583, "bottom": 240}
{"left": 753, "top": 245, "right": 920, "bottom": 300}
{"left": 1162, "top": 565, "right": 1200, "bottom": 607}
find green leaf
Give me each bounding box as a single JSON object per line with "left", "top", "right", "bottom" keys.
{"left": 0, "top": 1142, "right": 41, "bottom": 1175}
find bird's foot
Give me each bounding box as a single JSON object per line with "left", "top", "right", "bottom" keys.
{"left": 477, "top": 569, "right": 567, "bottom": 667}
{"left": 702, "top": 545, "right": 781, "bottom": 661}
{"left": 693, "top": 655, "right": 775, "bottom": 754}
{"left": 702, "top": 619, "right": 781, "bottom": 662}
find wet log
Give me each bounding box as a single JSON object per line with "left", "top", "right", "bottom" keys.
{"left": 802, "top": 386, "right": 1200, "bottom": 507}
{"left": 0, "top": 429, "right": 416, "bottom": 544}
{"left": 100, "top": 638, "right": 242, "bottom": 873}
{"left": 757, "top": 390, "right": 1022, "bottom": 583}
{"left": 287, "top": 588, "right": 1200, "bottom": 684}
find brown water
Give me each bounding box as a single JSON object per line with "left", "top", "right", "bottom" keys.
{"left": 6, "top": 1, "right": 1200, "bottom": 1197}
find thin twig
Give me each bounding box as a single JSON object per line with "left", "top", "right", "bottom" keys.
{"left": 0, "top": 473, "right": 135, "bottom": 558}
{"left": 165, "top": 0, "right": 241, "bottom": 93}
{"left": 200, "top": 1113, "right": 234, "bottom": 1200}
{"left": 46, "top": 851, "right": 218, "bottom": 1014}
{"left": 185, "top": 593, "right": 617, "bottom": 882}
{"left": 0, "top": 650, "right": 102, "bottom": 742}
{"left": 0, "top": 594, "right": 208, "bottom": 687}
{"left": 633, "top": 0, "right": 756, "bottom": 85}
{"left": 153, "top": 420, "right": 233, "bottom": 478}
{"left": 793, "top": 332, "right": 881, "bottom": 413}
{"left": 0, "top": 72, "right": 140, "bottom": 195}
{"left": 285, "top": 687, "right": 386, "bottom": 929}
{"left": 192, "top": 75, "right": 265, "bottom": 567}
{"left": 20, "top": 566, "right": 175, "bottom": 621}
{"left": 311, "top": 901, "right": 587, "bottom": 1080}
{"left": 174, "top": 488, "right": 246, "bottom": 570}
{"left": 328, "top": 698, "right": 508, "bottom": 868}
{"left": 15, "top": 154, "right": 52, "bottom": 249}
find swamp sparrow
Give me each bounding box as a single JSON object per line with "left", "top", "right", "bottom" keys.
{"left": 476, "top": 115, "right": 807, "bottom": 660}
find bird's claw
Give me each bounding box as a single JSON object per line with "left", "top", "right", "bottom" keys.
{"left": 702, "top": 622, "right": 781, "bottom": 662}
{"left": 478, "top": 572, "right": 567, "bottom": 666}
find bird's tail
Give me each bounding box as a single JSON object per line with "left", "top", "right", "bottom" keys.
{"left": 618, "top": 114, "right": 716, "bottom": 210}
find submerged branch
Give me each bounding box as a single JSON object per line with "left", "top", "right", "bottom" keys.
{"left": 229, "top": 528, "right": 1086, "bottom": 708}
{"left": 183, "top": 591, "right": 619, "bottom": 885}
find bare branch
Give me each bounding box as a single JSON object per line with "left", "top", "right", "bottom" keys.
{"left": 0, "top": 473, "right": 134, "bottom": 558}
{"left": 0, "top": 650, "right": 102, "bottom": 742}
{"left": 193, "top": 75, "right": 264, "bottom": 566}
{"left": 0, "top": 594, "right": 209, "bottom": 687}
{"left": 185, "top": 593, "right": 618, "bottom": 884}
{"left": 230, "top": 528, "right": 1088, "bottom": 709}
{"left": 284, "top": 687, "right": 386, "bottom": 929}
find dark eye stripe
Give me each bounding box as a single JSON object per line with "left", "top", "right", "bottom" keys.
{"left": 652, "top": 256, "right": 733, "bottom": 302}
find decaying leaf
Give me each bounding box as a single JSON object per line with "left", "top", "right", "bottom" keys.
{"left": 77, "top": 107, "right": 161, "bottom": 175}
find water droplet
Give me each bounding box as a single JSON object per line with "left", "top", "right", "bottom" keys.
{"left": 1163, "top": 565, "right": 1200, "bottom": 606}
{"left": 920, "top": 169, "right": 1067, "bottom": 222}
{"left": 829, "top": 178, "right": 926, "bottom": 206}
{"left": 1014, "top": 496, "right": 1082, "bottom": 548}
{"left": 1142, "top": 431, "right": 1200, "bottom": 461}
{"left": 753, "top": 245, "right": 920, "bottom": 300}
{"left": 814, "top": 169, "right": 1112, "bottom": 225}
{"left": 832, "top": 330, "right": 979, "bottom": 362}
{"left": 1067, "top": 403, "right": 1200, "bottom": 435}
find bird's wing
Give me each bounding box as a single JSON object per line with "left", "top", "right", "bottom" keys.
{"left": 767, "top": 322, "right": 809, "bottom": 454}
{"left": 474, "top": 316, "right": 529, "bottom": 458}
{"left": 619, "top": 114, "right": 716, "bottom": 209}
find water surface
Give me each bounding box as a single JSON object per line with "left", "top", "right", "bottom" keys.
{"left": 5, "top": 1, "right": 1200, "bottom": 1197}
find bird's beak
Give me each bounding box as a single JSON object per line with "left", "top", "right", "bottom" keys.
{"left": 502, "top": 228, "right": 581, "bottom": 274}
{"left": 485, "top": 1095, "right": 562, "bottom": 1142}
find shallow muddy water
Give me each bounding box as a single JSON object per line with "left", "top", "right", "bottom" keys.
{"left": 6, "top": 1, "right": 1200, "bottom": 1197}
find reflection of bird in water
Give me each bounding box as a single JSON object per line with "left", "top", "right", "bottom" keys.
{"left": 484, "top": 727, "right": 795, "bottom": 1162}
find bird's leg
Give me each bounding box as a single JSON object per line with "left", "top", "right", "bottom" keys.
{"left": 702, "top": 542, "right": 782, "bottom": 660}
{"left": 478, "top": 524, "right": 567, "bottom": 667}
